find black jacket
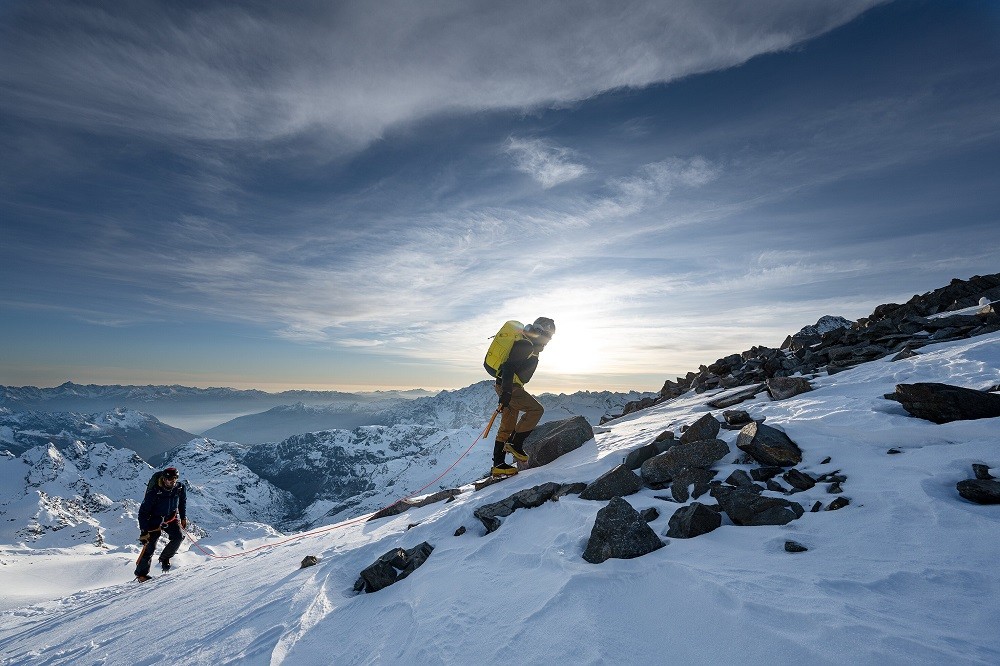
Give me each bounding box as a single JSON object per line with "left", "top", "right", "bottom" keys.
{"left": 138, "top": 480, "right": 186, "bottom": 532}
{"left": 498, "top": 338, "right": 540, "bottom": 393}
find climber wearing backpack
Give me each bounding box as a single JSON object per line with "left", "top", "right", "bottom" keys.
{"left": 134, "top": 466, "right": 187, "bottom": 581}
{"left": 483, "top": 317, "right": 556, "bottom": 476}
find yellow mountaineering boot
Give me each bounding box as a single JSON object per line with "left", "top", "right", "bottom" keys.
{"left": 503, "top": 431, "right": 530, "bottom": 463}
{"left": 491, "top": 463, "right": 518, "bottom": 477}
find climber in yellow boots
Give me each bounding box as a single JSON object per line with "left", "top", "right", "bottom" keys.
{"left": 483, "top": 317, "right": 556, "bottom": 476}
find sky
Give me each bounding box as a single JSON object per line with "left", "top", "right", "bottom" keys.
{"left": 2, "top": 0, "right": 999, "bottom": 394}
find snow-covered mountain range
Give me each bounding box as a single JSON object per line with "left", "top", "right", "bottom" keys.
{"left": 2, "top": 325, "right": 998, "bottom": 663}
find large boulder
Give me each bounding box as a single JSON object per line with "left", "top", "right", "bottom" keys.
{"left": 680, "top": 413, "right": 721, "bottom": 444}
{"left": 669, "top": 467, "right": 717, "bottom": 503}
{"left": 887, "top": 383, "right": 1000, "bottom": 424}
{"left": 582, "top": 497, "right": 664, "bottom": 564}
{"left": 665, "top": 502, "right": 722, "bottom": 538}
{"left": 580, "top": 465, "right": 644, "bottom": 501}
{"left": 736, "top": 422, "right": 803, "bottom": 467}
{"left": 957, "top": 479, "right": 1000, "bottom": 504}
{"left": 766, "top": 377, "right": 813, "bottom": 401}
{"left": 354, "top": 542, "right": 434, "bottom": 593}
{"left": 474, "top": 482, "right": 565, "bottom": 533}
{"left": 522, "top": 416, "right": 594, "bottom": 469}
{"left": 711, "top": 486, "right": 804, "bottom": 526}
{"left": 640, "top": 439, "right": 730, "bottom": 485}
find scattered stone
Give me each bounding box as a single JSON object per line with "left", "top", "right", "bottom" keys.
{"left": 300, "top": 555, "right": 319, "bottom": 569}
{"left": 711, "top": 486, "right": 805, "bottom": 526}
{"left": 782, "top": 468, "right": 816, "bottom": 491}
{"left": 828, "top": 481, "right": 843, "bottom": 494}
{"left": 887, "top": 448, "right": 903, "bottom": 455}
{"left": 785, "top": 540, "right": 809, "bottom": 553}
{"left": 722, "top": 409, "right": 753, "bottom": 426}
{"left": 624, "top": 442, "right": 665, "bottom": 470}
{"left": 665, "top": 502, "right": 722, "bottom": 539}
{"left": 750, "top": 466, "right": 783, "bottom": 482}
{"left": 640, "top": 439, "right": 730, "bottom": 485}
{"left": 810, "top": 501, "right": 823, "bottom": 513}
{"left": 454, "top": 526, "right": 466, "bottom": 537}
{"left": 354, "top": 542, "right": 434, "bottom": 593}
{"left": 640, "top": 507, "right": 659, "bottom": 523}
{"left": 707, "top": 383, "right": 767, "bottom": 409}
{"left": 521, "top": 416, "right": 595, "bottom": 469}
{"left": 886, "top": 382, "right": 1000, "bottom": 424}
{"left": 820, "top": 456, "right": 832, "bottom": 465}
{"left": 367, "top": 488, "right": 462, "bottom": 521}
{"left": 766, "top": 479, "right": 789, "bottom": 494}
{"left": 553, "top": 482, "right": 587, "bottom": 499}
{"left": 670, "top": 467, "right": 717, "bottom": 503}
{"left": 474, "top": 482, "right": 564, "bottom": 533}
{"left": 724, "top": 469, "right": 757, "bottom": 488}
{"left": 957, "top": 479, "right": 1000, "bottom": 504}
{"left": 736, "top": 422, "right": 803, "bottom": 467}
{"left": 580, "top": 465, "right": 644, "bottom": 501}
{"left": 680, "top": 413, "right": 722, "bottom": 444}
{"left": 583, "top": 497, "right": 665, "bottom": 564}
{"left": 654, "top": 430, "right": 676, "bottom": 443}
{"left": 972, "top": 464, "right": 994, "bottom": 480}
{"left": 827, "top": 497, "right": 850, "bottom": 511}
{"left": 891, "top": 346, "right": 920, "bottom": 362}
{"left": 766, "top": 377, "right": 813, "bottom": 400}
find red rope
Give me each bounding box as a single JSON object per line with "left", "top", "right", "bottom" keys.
{"left": 181, "top": 407, "right": 502, "bottom": 560}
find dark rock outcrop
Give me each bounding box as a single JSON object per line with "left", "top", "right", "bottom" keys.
{"left": 522, "top": 416, "right": 594, "bottom": 469}
{"left": 580, "top": 465, "right": 644, "bottom": 501}
{"left": 886, "top": 383, "right": 1000, "bottom": 424}
{"left": 711, "top": 486, "right": 805, "bottom": 526}
{"left": 766, "top": 377, "right": 813, "bottom": 401}
{"left": 583, "top": 497, "right": 664, "bottom": 564}
{"left": 354, "top": 542, "right": 434, "bottom": 593}
{"left": 957, "top": 479, "right": 1000, "bottom": 504}
{"left": 474, "top": 482, "right": 564, "bottom": 533}
{"left": 665, "top": 502, "right": 722, "bottom": 539}
{"left": 640, "top": 439, "right": 730, "bottom": 485}
{"left": 368, "top": 488, "right": 462, "bottom": 521}
{"left": 736, "top": 422, "right": 803, "bottom": 467}
{"left": 680, "top": 413, "right": 721, "bottom": 444}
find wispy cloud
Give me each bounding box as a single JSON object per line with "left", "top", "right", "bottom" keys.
{"left": 505, "top": 137, "right": 588, "bottom": 188}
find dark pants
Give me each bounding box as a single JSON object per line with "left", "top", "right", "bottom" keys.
{"left": 134, "top": 521, "right": 183, "bottom": 576}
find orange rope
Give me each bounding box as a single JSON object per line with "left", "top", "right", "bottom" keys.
{"left": 182, "top": 407, "right": 503, "bottom": 560}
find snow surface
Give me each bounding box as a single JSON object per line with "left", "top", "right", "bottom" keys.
{"left": 2, "top": 333, "right": 1000, "bottom": 664}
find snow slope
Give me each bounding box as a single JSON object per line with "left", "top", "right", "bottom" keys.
{"left": 1, "top": 333, "right": 999, "bottom": 664}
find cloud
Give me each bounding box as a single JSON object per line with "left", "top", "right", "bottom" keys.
{"left": 1, "top": 0, "right": 885, "bottom": 153}
{"left": 505, "top": 137, "right": 588, "bottom": 188}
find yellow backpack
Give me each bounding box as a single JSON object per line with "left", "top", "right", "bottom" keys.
{"left": 484, "top": 320, "right": 526, "bottom": 380}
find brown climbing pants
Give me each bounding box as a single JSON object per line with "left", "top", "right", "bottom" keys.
{"left": 494, "top": 383, "right": 544, "bottom": 443}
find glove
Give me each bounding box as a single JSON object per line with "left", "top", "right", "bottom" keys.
{"left": 499, "top": 389, "right": 512, "bottom": 408}
{"left": 138, "top": 531, "right": 150, "bottom": 544}
{"left": 181, "top": 519, "right": 188, "bottom": 529}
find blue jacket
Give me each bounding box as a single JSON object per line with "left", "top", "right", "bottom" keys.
{"left": 138, "top": 480, "right": 187, "bottom": 532}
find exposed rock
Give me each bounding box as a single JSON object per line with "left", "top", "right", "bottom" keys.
{"left": 750, "top": 466, "right": 783, "bottom": 482}
{"left": 680, "top": 413, "right": 721, "bottom": 444}
{"left": 580, "top": 465, "right": 644, "bottom": 501}
{"left": 665, "top": 502, "right": 722, "bottom": 539}
{"left": 354, "top": 542, "right": 434, "bottom": 593}
{"left": 724, "top": 469, "right": 757, "bottom": 489}
{"left": 827, "top": 497, "right": 850, "bottom": 511}
{"left": 887, "top": 383, "right": 1000, "bottom": 424}
{"left": 973, "top": 464, "right": 994, "bottom": 480}
{"left": 782, "top": 468, "right": 816, "bottom": 491}
{"left": 711, "top": 486, "right": 805, "bottom": 526}
{"left": 474, "top": 482, "right": 564, "bottom": 533}
{"left": 454, "top": 526, "right": 466, "bottom": 536}
{"left": 736, "top": 422, "right": 803, "bottom": 467}
{"left": 640, "top": 507, "right": 659, "bottom": 523}
{"left": 707, "top": 384, "right": 766, "bottom": 409}
{"left": 722, "top": 410, "right": 753, "bottom": 426}
{"left": 624, "top": 442, "right": 666, "bottom": 471}
{"left": 522, "top": 416, "right": 595, "bottom": 469}
{"left": 670, "top": 467, "right": 717, "bottom": 503}
{"left": 367, "top": 488, "right": 462, "bottom": 521}
{"left": 828, "top": 482, "right": 843, "bottom": 494}
{"left": 810, "top": 501, "right": 823, "bottom": 513}
{"left": 583, "top": 497, "right": 665, "bottom": 564}
{"left": 887, "top": 448, "right": 903, "bottom": 455}
{"left": 300, "top": 555, "right": 319, "bottom": 569}
{"left": 785, "top": 540, "right": 808, "bottom": 553}
{"left": 957, "top": 479, "right": 1000, "bottom": 504}
{"left": 553, "top": 482, "right": 588, "bottom": 499}
{"left": 640, "top": 439, "right": 730, "bottom": 485}
{"left": 766, "top": 377, "right": 813, "bottom": 401}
